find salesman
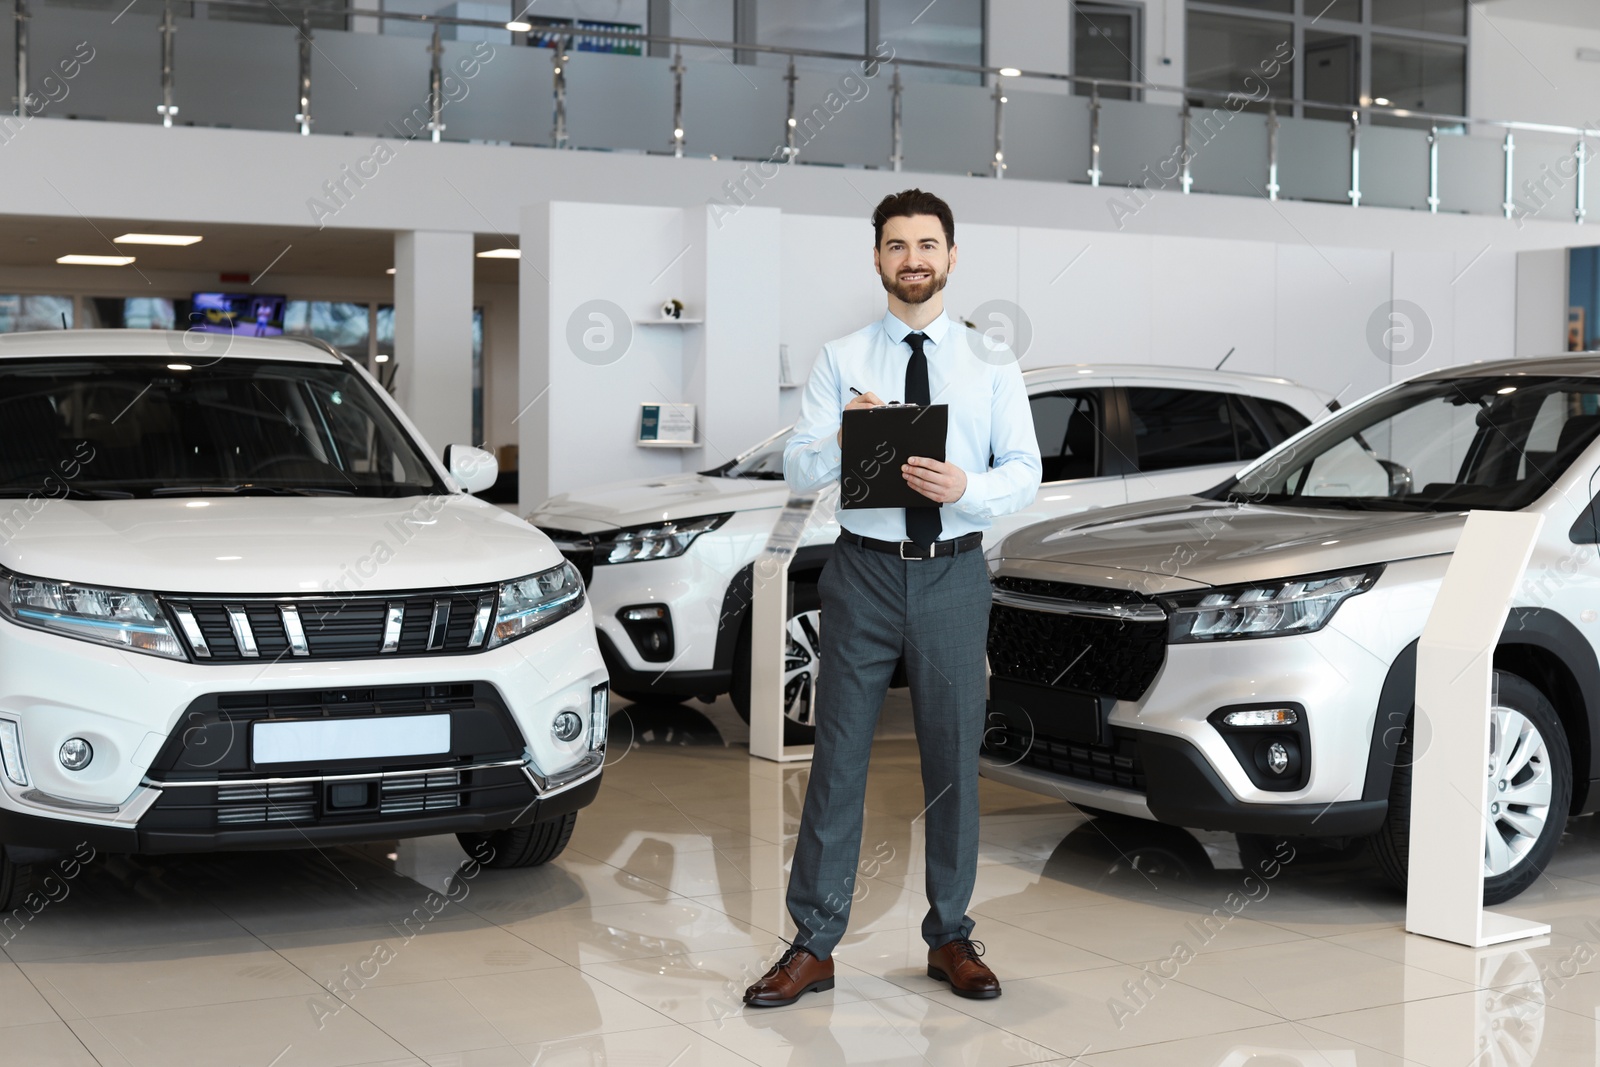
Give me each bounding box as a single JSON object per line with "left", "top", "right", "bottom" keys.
{"left": 743, "top": 189, "right": 1041, "bottom": 1007}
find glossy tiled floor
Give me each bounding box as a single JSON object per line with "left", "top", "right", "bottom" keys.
{"left": 8, "top": 694, "right": 1600, "bottom": 1065}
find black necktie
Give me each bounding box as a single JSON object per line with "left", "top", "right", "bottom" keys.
{"left": 903, "top": 332, "right": 942, "bottom": 545}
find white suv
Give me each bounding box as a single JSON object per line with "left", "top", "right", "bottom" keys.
{"left": 529, "top": 365, "right": 1329, "bottom": 742}
{"left": 983, "top": 356, "right": 1600, "bottom": 904}
{"left": 0, "top": 330, "right": 606, "bottom": 902}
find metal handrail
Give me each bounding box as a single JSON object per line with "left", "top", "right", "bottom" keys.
{"left": 178, "top": 0, "right": 1600, "bottom": 140}
{"left": 17, "top": 0, "right": 1596, "bottom": 223}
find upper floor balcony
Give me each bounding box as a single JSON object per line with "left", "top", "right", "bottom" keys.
{"left": 6, "top": 0, "right": 1595, "bottom": 226}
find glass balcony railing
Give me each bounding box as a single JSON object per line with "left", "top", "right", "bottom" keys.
{"left": 11, "top": 0, "right": 1595, "bottom": 225}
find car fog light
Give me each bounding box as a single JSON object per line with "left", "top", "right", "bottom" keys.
{"left": 1223, "top": 708, "right": 1299, "bottom": 727}
{"left": 58, "top": 738, "right": 92, "bottom": 771}
{"left": 552, "top": 710, "right": 584, "bottom": 743}
{"left": 0, "top": 720, "right": 26, "bottom": 786}
{"left": 1264, "top": 741, "right": 1290, "bottom": 775}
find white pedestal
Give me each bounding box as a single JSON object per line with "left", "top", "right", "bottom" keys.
{"left": 748, "top": 496, "right": 819, "bottom": 764}
{"left": 1405, "top": 509, "right": 1550, "bottom": 948}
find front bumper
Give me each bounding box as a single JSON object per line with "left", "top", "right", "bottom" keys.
{"left": 0, "top": 607, "right": 608, "bottom": 853}
{"left": 980, "top": 563, "right": 1435, "bottom": 836}
{"left": 980, "top": 739, "right": 1387, "bottom": 837}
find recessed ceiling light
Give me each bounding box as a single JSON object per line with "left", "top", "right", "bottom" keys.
{"left": 1373, "top": 97, "right": 1392, "bottom": 107}
{"left": 113, "top": 233, "right": 202, "bottom": 246}
{"left": 56, "top": 254, "right": 135, "bottom": 266}
{"left": 167, "top": 363, "right": 192, "bottom": 371}
{"left": 385, "top": 267, "right": 396, "bottom": 275}
{"left": 506, "top": 19, "right": 532, "bottom": 31}
{"left": 375, "top": 353, "right": 391, "bottom": 363}
{"left": 997, "top": 67, "right": 1021, "bottom": 77}
{"left": 476, "top": 248, "right": 520, "bottom": 259}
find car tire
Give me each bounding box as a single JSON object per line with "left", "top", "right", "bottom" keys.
{"left": 730, "top": 581, "right": 820, "bottom": 747}
{"left": 457, "top": 811, "right": 578, "bottom": 869}
{"left": 1370, "top": 670, "right": 1570, "bottom": 906}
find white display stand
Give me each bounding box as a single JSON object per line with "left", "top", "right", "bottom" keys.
{"left": 748, "top": 495, "right": 820, "bottom": 763}
{"left": 1405, "top": 509, "right": 1550, "bottom": 947}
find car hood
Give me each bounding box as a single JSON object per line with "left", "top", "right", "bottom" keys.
{"left": 993, "top": 496, "right": 1464, "bottom": 590}
{"left": 529, "top": 473, "right": 788, "bottom": 532}
{"left": 0, "top": 495, "right": 561, "bottom": 594}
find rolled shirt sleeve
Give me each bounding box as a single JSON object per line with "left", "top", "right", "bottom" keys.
{"left": 948, "top": 357, "right": 1042, "bottom": 523}
{"left": 784, "top": 343, "right": 845, "bottom": 494}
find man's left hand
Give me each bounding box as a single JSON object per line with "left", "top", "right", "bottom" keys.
{"left": 902, "top": 457, "right": 966, "bottom": 503}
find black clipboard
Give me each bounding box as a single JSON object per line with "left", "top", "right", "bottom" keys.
{"left": 839, "top": 403, "right": 949, "bottom": 510}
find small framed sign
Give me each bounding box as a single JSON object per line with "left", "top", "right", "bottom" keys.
{"left": 638, "top": 402, "right": 696, "bottom": 446}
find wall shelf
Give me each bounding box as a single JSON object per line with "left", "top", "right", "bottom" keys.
{"left": 637, "top": 439, "right": 700, "bottom": 448}
{"left": 634, "top": 318, "right": 704, "bottom": 325}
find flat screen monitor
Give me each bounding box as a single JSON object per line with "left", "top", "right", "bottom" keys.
{"left": 189, "top": 292, "right": 285, "bottom": 336}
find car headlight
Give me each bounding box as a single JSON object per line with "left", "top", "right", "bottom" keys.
{"left": 488, "top": 561, "right": 585, "bottom": 647}
{"left": 1161, "top": 567, "right": 1382, "bottom": 643}
{"left": 0, "top": 570, "right": 186, "bottom": 659}
{"left": 595, "top": 514, "right": 730, "bottom": 565}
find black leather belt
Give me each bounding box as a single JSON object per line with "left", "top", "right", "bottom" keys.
{"left": 839, "top": 529, "right": 983, "bottom": 561}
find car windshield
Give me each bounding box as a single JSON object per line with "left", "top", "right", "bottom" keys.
{"left": 0, "top": 357, "right": 445, "bottom": 498}
{"left": 1219, "top": 375, "right": 1600, "bottom": 512}
{"left": 700, "top": 427, "right": 792, "bottom": 480}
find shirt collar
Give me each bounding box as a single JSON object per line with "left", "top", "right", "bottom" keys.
{"left": 881, "top": 309, "right": 952, "bottom": 350}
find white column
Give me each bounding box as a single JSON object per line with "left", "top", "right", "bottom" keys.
{"left": 393, "top": 230, "right": 475, "bottom": 453}
{"left": 517, "top": 203, "right": 553, "bottom": 511}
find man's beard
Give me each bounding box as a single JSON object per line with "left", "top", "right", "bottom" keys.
{"left": 881, "top": 266, "right": 947, "bottom": 305}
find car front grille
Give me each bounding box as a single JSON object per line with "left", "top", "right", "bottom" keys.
{"left": 984, "top": 723, "right": 1147, "bottom": 793}
{"left": 144, "top": 764, "right": 526, "bottom": 832}
{"left": 161, "top": 588, "right": 498, "bottom": 663}
{"left": 986, "top": 576, "right": 1168, "bottom": 702}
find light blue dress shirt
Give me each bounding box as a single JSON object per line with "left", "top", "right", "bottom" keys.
{"left": 784, "top": 310, "right": 1042, "bottom": 540}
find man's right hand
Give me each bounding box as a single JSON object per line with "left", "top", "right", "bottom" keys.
{"left": 837, "top": 391, "right": 885, "bottom": 444}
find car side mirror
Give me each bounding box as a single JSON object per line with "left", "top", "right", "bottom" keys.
{"left": 443, "top": 444, "right": 498, "bottom": 495}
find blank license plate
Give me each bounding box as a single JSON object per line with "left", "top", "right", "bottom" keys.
{"left": 252, "top": 715, "right": 451, "bottom": 765}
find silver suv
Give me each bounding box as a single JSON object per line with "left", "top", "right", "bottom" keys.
{"left": 983, "top": 356, "right": 1600, "bottom": 904}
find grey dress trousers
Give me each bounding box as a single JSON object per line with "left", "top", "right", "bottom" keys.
{"left": 785, "top": 535, "right": 991, "bottom": 958}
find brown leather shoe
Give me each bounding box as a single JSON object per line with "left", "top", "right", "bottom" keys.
{"left": 928, "top": 938, "right": 1001, "bottom": 999}
{"left": 743, "top": 945, "right": 835, "bottom": 1008}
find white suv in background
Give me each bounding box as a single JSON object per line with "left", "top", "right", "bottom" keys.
{"left": 529, "top": 365, "right": 1330, "bottom": 742}
{"left": 982, "top": 357, "right": 1600, "bottom": 904}
{"left": 0, "top": 331, "right": 607, "bottom": 904}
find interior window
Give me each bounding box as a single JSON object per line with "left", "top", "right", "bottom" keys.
{"left": 1028, "top": 391, "right": 1099, "bottom": 483}
{"left": 1126, "top": 387, "right": 1238, "bottom": 472}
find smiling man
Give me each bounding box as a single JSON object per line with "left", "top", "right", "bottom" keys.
{"left": 742, "top": 189, "right": 1041, "bottom": 1007}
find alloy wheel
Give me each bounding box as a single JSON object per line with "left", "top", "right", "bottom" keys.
{"left": 782, "top": 609, "right": 821, "bottom": 726}
{"left": 1484, "top": 705, "right": 1554, "bottom": 879}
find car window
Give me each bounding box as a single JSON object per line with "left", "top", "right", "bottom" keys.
{"left": 1231, "top": 395, "right": 1272, "bottom": 461}
{"left": 0, "top": 357, "right": 443, "bottom": 497}
{"left": 1228, "top": 376, "right": 1600, "bottom": 512}
{"left": 1258, "top": 398, "right": 1313, "bottom": 440}
{"left": 1126, "top": 387, "right": 1242, "bottom": 471}
{"left": 1029, "top": 390, "right": 1099, "bottom": 482}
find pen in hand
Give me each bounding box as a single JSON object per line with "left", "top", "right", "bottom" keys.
{"left": 839, "top": 387, "right": 884, "bottom": 443}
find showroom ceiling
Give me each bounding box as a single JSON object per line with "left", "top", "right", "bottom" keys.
{"left": 0, "top": 215, "right": 518, "bottom": 283}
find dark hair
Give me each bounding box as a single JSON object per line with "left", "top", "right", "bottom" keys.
{"left": 872, "top": 189, "right": 954, "bottom": 249}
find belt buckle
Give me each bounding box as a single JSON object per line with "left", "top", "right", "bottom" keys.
{"left": 899, "top": 540, "right": 916, "bottom": 560}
